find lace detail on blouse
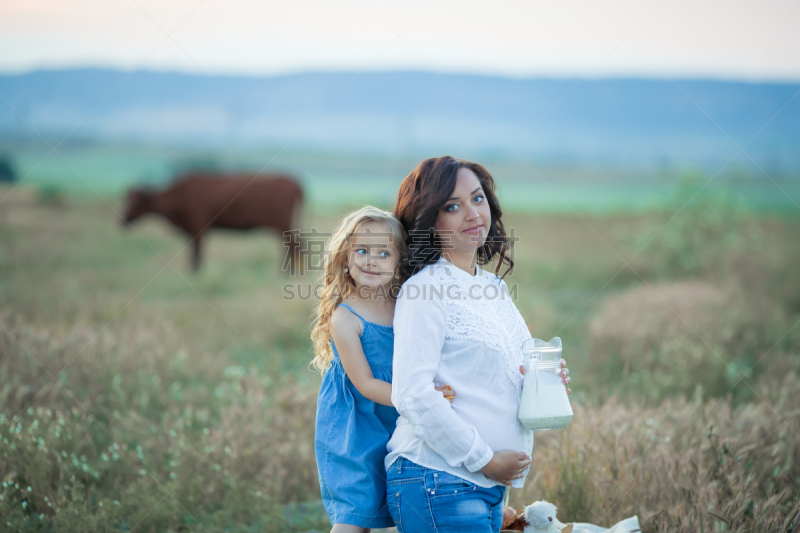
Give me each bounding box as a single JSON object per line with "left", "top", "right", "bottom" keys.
{"left": 431, "top": 264, "right": 530, "bottom": 396}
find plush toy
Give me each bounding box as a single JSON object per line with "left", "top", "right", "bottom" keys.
{"left": 502, "top": 501, "right": 642, "bottom": 533}
{"left": 503, "top": 505, "right": 520, "bottom": 529}
{"left": 502, "top": 500, "right": 573, "bottom": 533}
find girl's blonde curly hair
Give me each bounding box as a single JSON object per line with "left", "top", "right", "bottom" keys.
{"left": 309, "top": 206, "right": 407, "bottom": 374}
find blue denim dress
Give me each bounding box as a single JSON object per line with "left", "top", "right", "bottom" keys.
{"left": 314, "top": 303, "right": 399, "bottom": 528}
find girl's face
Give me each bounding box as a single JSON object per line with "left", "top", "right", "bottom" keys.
{"left": 435, "top": 167, "right": 491, "bottom": 253}
{"left": 346, "top": 221, "right": 400, "bottom": 291}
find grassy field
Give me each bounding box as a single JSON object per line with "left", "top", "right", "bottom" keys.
{"left": 1, "top": 174, "right": 799, "bottom": 532}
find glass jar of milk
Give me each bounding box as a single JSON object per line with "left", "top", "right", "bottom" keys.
{"left": 517, "top": 337, "right": 573, "bottom": 431}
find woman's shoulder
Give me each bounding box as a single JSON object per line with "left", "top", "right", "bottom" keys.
{"left": 395, "top": 263, "right": 451, "bottom": 309}
{"left": 402, "top": 261, "right": 448, "bottom": 285}
{"left": 475, "top": 264, "right": 504, "bottom": 285}
{"left": 399, "top": 260, "right": 504, "bottom": 295}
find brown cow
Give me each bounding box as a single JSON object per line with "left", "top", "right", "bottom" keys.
{"left": 121, "top": 172, "right": 304, "bottom": 272}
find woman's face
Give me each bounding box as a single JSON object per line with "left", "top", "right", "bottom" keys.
{"left": 435, "top": 167, "right": 492, "bottom": 253}
{"left": 346, "top": 221, "right": 400, "bottom": 290}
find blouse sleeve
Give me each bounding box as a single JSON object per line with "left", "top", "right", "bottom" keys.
{"left": 391, "top": 276, "right": 495, "bottom": 472}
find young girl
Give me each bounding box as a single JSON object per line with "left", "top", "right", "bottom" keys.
{"left": 310, "top": 206, "right": 454, "bottom": 533}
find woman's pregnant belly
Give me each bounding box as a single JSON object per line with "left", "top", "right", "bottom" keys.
{"left": 442, "top": 369, "right": 524, "bottom": 453}
{"left": 434, "top": 348, "right": 524, "bottom": 451}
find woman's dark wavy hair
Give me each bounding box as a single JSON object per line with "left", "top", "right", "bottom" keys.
{"left": 393, "top": 155, "right": 515, "bottom": 282}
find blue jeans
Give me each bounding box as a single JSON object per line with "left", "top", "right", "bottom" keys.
{"left": 385, "top": 457, "right": 506, "bottom": 533}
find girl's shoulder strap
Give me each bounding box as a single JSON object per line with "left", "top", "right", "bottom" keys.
{"left": 336, "top": 302, "right": 366, "bottom": 326}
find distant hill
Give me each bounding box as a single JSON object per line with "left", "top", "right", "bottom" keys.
{"left": 0, "top": 69, "right": 798, "bottom": 171}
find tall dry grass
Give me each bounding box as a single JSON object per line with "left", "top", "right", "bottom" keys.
{"left": 2, "top": 181, "right": 799, "bottom": 531}
{"left": 514, "top": 351, "right": 800, "bottom": 531}
{"left": 0, "top": 313, "right": 321, "bottom": 531}
{"left": 3, "top": 310, "right": 798, "bottom": 532}
{"left": 587, "top": 280, "right": 796, "bottom": 404}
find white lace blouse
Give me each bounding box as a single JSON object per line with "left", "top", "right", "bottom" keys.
{"left": 385, "top": 256, "right": 534, "bottom": 489}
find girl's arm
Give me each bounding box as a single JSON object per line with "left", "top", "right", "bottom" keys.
{"left": 330, "top": 307, "right": 457, "bottom": 407}
{"left": 331, "top": 306, "right": 393, "bottom": 406}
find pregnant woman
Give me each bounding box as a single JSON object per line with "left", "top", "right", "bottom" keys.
{"left": 385, "top": 156, "right": 572, "bottom": 533}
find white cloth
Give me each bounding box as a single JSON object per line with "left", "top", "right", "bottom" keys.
{"left": 569, "top": 516, "right": 642, "bottom": 532}
{"left": 385, "top": 256, "right": 534, "bottom": 489}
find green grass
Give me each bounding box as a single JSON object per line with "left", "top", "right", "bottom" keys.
{"left": 0, "top": 172, "right": 799, "bottom": 531}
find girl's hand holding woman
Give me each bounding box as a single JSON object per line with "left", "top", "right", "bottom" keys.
{"left": 518, "top": 358, "right": 571, "bottom": 395}
{"left": 434, "top": 385, "right": 455, "bottom": 403}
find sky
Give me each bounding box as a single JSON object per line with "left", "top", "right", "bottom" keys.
{"left": 1, "top": 0, "right": 799, "bottom": 81}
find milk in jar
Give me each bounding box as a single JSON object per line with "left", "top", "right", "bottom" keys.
{"left": 517, "top": 337, "right": 573, "bottom": 431}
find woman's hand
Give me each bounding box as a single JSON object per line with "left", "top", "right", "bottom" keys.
{"left": 480, "top": 450, "right": 531, "bottom": 485}
{"left": 434, "top": 385, "right": 455, "bottom": 403}
{"left": 519, "top": 358, "right": 571, "bottom": 395}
